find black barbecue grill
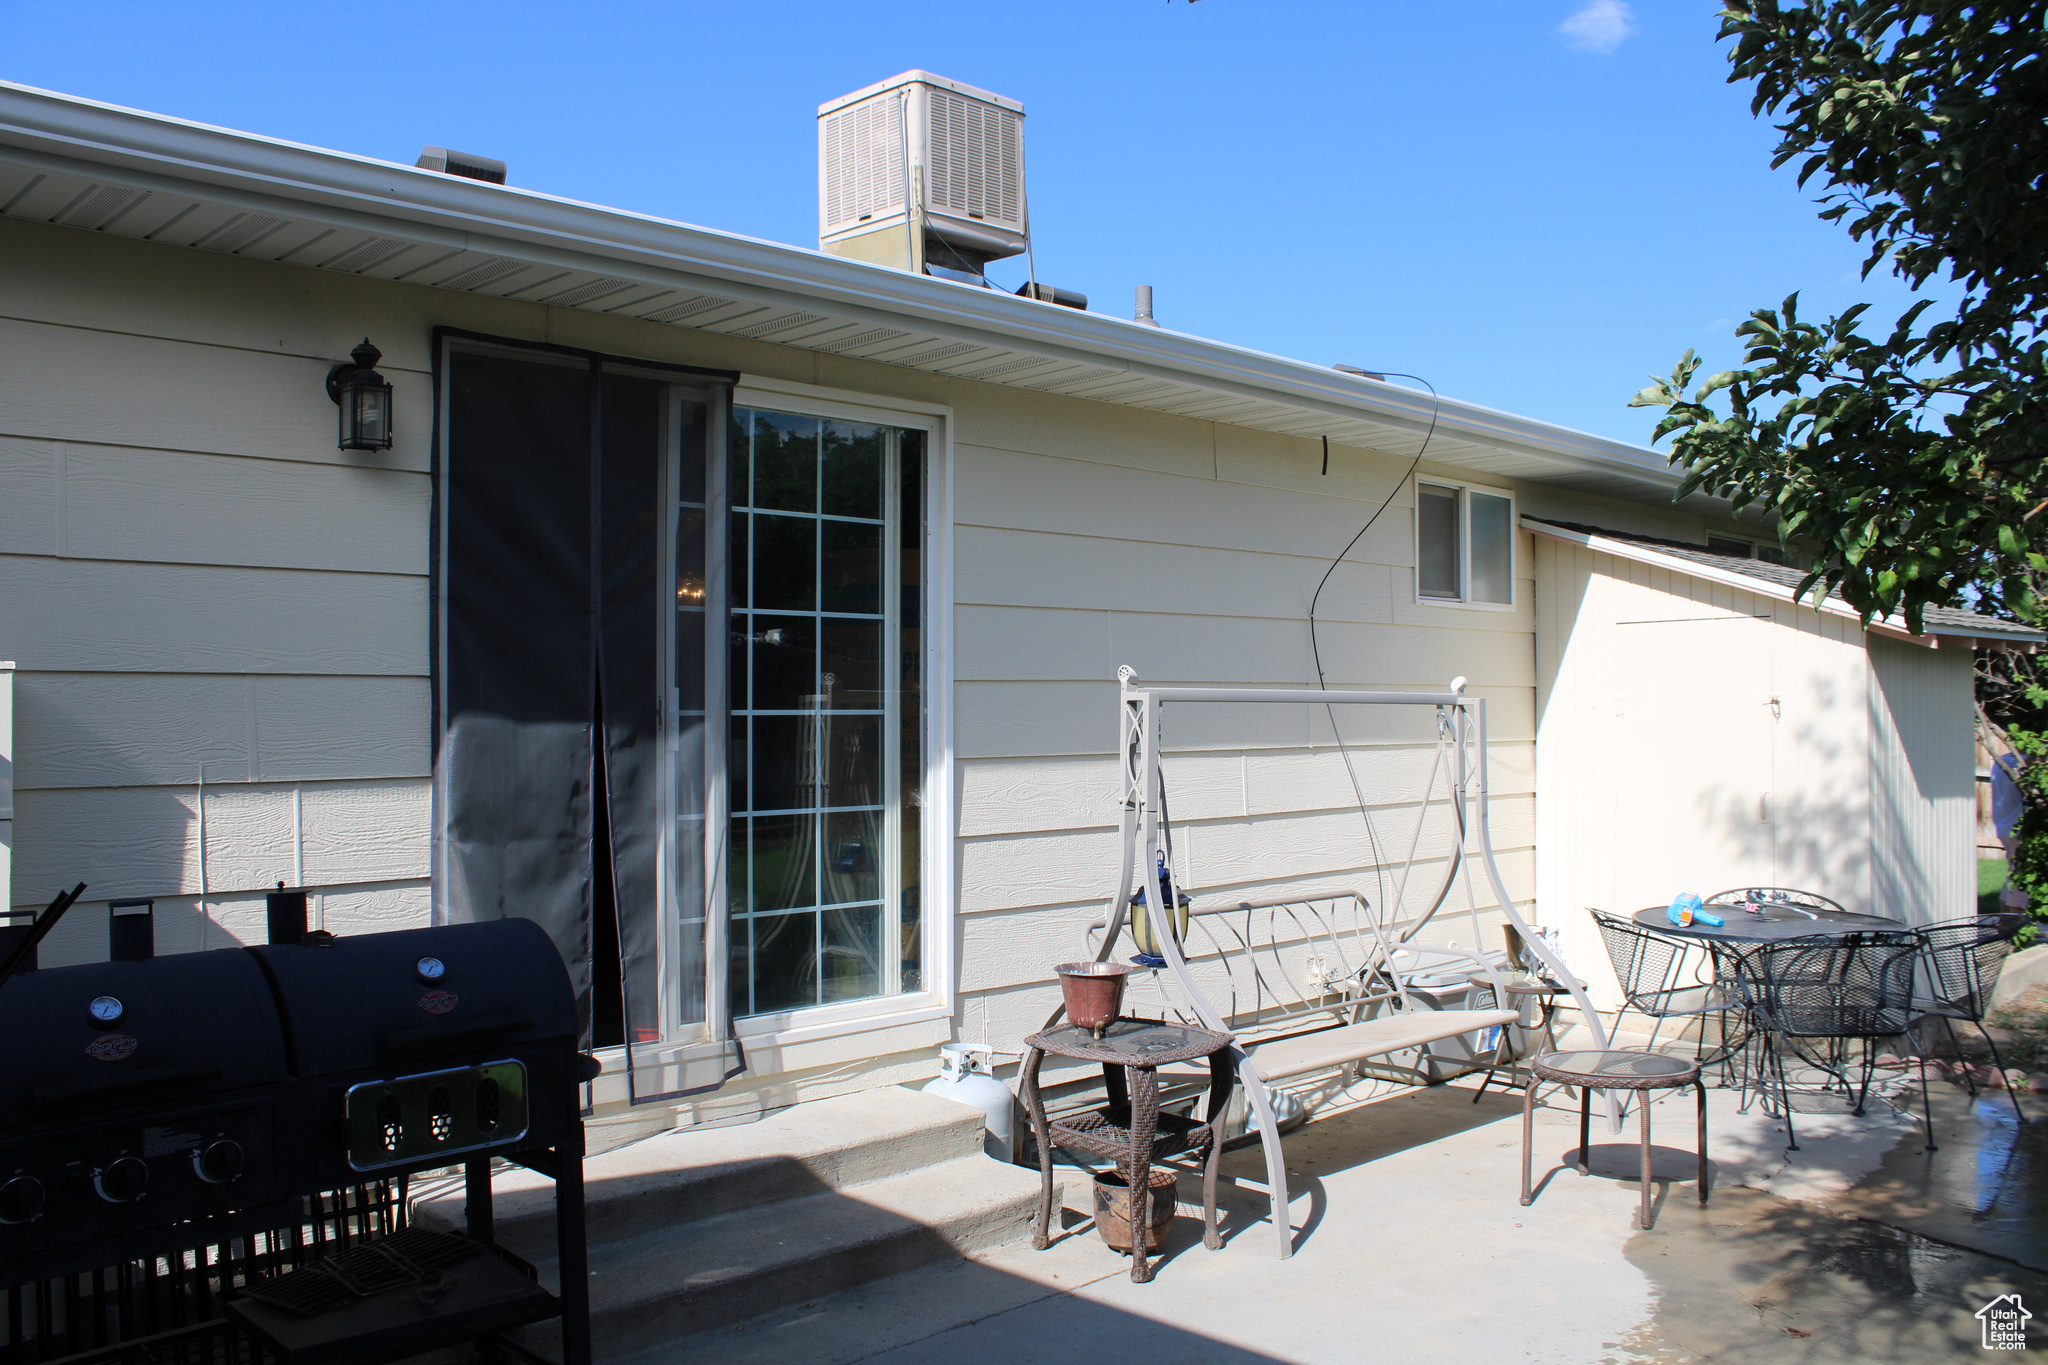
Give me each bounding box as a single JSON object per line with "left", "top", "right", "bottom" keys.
{"left": 0, "top": 900, "right": 297, "bottom": 1281}
{"left": 248, "top": 919, "right": 580, "bottom": 1193}
{"left": 0, "top": 886, "right": 593, "bottom": 1365}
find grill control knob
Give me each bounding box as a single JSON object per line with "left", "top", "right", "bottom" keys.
{"left": 94, "top": 1157, "right": 148, "bottom": 1204}
{"left": 416, "top": 956, "right": 447, "bottom": 984}
{"left": 193, "top": 1140, "right": 246, "bottom": 1185}
{"left": 0, "top": 1177, "right": 44, "bottom": 1224}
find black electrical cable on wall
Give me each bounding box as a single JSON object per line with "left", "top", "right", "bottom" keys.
{"left": 1307, "top": 375, "right": 1443, "bottom": 925}
{"left": 1308, "top": 374, "right": 1442, "bottom": 689}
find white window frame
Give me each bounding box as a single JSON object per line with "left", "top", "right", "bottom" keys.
{"left": 711, "top": 376, "right": 956, "bottom": 1053}
{"left": 1412, "top": 476, "right": 1517, "bottom": 611}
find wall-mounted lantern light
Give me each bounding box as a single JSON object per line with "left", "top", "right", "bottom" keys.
{"left": 326, "top": 338, "right": 393, "bottom": 451}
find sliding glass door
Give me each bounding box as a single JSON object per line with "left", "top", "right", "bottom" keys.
{"left": 712, "top": 408, "right": 925, "bottom": 1021}
{"left": 441, "top": 338, "right": 933, "bottom": 1086}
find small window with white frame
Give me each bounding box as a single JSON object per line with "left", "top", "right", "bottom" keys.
{"left": 1415, "top": 479, "right": 1514, "bottom": 607}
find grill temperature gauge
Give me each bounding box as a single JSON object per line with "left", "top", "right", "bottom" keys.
{"left": 87, "top": 996, "right": 123, "bottom": 1026}
{"left": 415, "top": 957, "right": 446, "bottom": 984}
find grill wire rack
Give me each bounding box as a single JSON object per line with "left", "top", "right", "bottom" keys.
{"left": 0, "top": 1181, "right": 405, "bottom": 1365}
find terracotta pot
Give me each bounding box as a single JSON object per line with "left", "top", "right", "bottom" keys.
{"left": 1094, "top": 1169, "right": 1177, "bottom": 1253}
{"left": 1056, "top": 962, "right": 1136, "bottom": 1035}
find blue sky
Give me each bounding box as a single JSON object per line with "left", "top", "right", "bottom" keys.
{"left": 3, "top": 1, "right": 1935, "bottom": 449}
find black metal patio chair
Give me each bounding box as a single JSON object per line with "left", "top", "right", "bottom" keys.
{"left": 1745, "top": 930, "right": 1936, "bottom": 1152}
{"left": 1704, "top": 887, "right": 1848, "bottom": 918}
{"left": 1703, "top": 888, "right": 1855, "bottom": 1063}
{"left": 1588, "top": 910, "right": 1744, "bottom": 1071}
{"left": 1915, "top": 913, "right": 2029, "bottom": 1124}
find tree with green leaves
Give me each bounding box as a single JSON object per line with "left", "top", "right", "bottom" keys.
{"left": 1631, "top": 1, "right": 2048, "bottom": 930}
{"left": 1631, "top": 0, "right": 2048, "bottom": 634}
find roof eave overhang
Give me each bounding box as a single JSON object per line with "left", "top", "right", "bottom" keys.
{"left": 1523, "top": 517, "right": 2044, "bottom": 653}
{"left": 0, "top": 80, "right": 1695, "bottom": 502}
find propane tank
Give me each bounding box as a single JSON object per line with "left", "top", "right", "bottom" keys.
{"left": 921, "top": 1042, "right": 1017, "bottom": 1162}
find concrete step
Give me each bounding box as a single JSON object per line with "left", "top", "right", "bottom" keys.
{"left": 416, "top": 1086, "right": 991, "bottom": 1247}
{"left": 514, "top": 1152, "right": 1049, "bottom": 1357}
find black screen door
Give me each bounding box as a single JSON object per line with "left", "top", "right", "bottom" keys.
{"left": 434, "top": 336, "right": 731, "bottom": 1078}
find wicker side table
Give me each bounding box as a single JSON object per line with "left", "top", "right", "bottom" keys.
{"left": 1020, "top": 1018, "right": 1234, "bottom": 1283}
{"left": 1520, "top": 1049, "right": 1708, "bottom": 1230}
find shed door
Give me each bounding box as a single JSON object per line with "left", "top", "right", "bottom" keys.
{"left": 1607, "top": 610, "right": 1778, "bottom": 908}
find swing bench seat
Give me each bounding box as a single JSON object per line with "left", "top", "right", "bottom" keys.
{"left": 1242, "top": 1008, "right": 1518, "bottom": 1084}
{"left": 1091, "top": 891, "right": 1518, "bottom": 1260}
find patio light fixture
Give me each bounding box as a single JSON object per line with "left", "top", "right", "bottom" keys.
{"left": 326, "top": 338, "right": 393, "bottom": 451}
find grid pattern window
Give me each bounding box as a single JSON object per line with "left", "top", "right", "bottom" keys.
{"left": 724, "top": 409, "right": 925, "bottom": 1018}
{"left": 1415, "top": 482, "right": 1514, "bottom": 606}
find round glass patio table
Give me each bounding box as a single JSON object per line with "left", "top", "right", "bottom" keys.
{"left": 1629, "top": 903, "right": 1905, "bottom": 943}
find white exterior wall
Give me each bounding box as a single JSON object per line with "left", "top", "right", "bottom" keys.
{"left": 0, "top": 211, "right": 1771, "bottom": 1112}
{"left": 1868, "top": 635, "right": 1978, "bottom": 926}
{"left": 1534, "top": 537, "right": 1976, "bottom": 1010}
{"left": 0, "top": 217, "right": 442, "bottom": 969}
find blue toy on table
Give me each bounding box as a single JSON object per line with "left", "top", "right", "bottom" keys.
{"left": 1666, "top": 892, "right": 1724, "bottom": 929}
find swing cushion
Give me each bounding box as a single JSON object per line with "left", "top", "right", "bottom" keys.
{"left": 1244, "top": 1009, "right": 1519, "bottom": 1083}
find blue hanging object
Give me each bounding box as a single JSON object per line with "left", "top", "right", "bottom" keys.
{"left": 1130, "top": 852, "right": 1192, "bottom": 966}
{"left": 1666, "top": 892, "right": 1723, "bottom": 929}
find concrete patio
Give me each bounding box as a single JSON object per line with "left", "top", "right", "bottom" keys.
{"left": 614, "top": 1068, "right": 2047, "bottom": 1364}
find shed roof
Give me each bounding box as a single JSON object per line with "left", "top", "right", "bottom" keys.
{"left": 0, "top": 80, "right": 1707, "bottom": 508}
{"left": 1524, "top": 518, "right": 2044, "bottom": 652}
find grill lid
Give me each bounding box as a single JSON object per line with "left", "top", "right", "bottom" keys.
{"left": 250, "top": 921, "right": 576, "bottom": 1078}
{"left": 0, "top": 950, "right": 288, "bottom": 1127}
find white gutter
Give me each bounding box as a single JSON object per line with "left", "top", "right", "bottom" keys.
{"left": 0, "top": 80, "right": 1680, "bottom": 494}
{"left": 1524, "top": 518, "right": 2042, "bottom": 651}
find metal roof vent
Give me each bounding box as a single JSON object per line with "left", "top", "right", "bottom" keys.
{"left": 817, "top": 71, "right": 1025, "bottom": 276}
{"left": 415, "top": 146, "right": 507, "bottom": 185}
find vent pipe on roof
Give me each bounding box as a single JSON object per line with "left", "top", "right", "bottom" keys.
{"left": 1134, "top": 286, "right": 1160, "bottom": 327}
{"left": 415, "top": 146, "right": 507, "bottom": 185}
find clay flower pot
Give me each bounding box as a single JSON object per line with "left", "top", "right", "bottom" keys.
{"left": 1056, "top": 962, "right": 1137, "bottom": 1037}
{"left": 1094, "top": 1169, "right": 1177, "bottom": 1253}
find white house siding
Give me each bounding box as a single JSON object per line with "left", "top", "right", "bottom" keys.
{"left": 1868, "top": 635, "right": 1977, "bottom": 925}
{"left": 0, "top": 210, "right": 1761, "bottom": 1111}
{"left": 0, "top": 216, "right": 448, "bottom": 967}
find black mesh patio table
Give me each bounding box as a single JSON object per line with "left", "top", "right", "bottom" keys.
{"left": 1628, "top": 904, "right": 1909, "bottom": 1099}
{"left": 1020, "top": 1019, "right": 1234, "bottom": 1283}
{"left": 1520, "top": 1049, "right": 1708, "bottom": 1230}
{"left": 1630, "top": 904, "right": 1904, "bottom": 944}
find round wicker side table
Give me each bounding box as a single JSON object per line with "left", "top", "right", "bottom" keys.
{"left": 1020, "top": 1018, "right": 1234, "bottom": 1283}
{"left": 1520, "top": 1049, "right": 1707, "bottom": 1230}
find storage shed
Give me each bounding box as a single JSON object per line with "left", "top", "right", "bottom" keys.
{"left": 1528, "top": 519, "right": 2042, "bottom": 1009}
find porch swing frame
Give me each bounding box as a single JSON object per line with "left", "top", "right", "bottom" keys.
{"left": 1090, "top": 667, "right": 1613, "bottom": 1258}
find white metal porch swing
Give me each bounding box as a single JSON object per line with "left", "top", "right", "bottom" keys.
{"left": 1067, "top": 666, "right": 1612, "bottom": 1258}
